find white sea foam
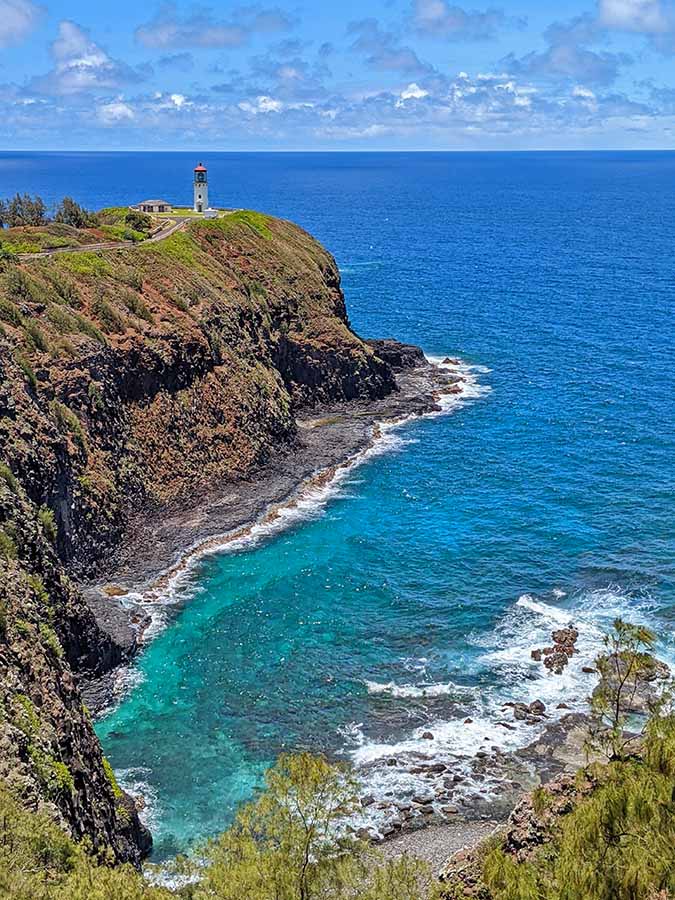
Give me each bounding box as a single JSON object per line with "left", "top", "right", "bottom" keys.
{"left": 345, "top": 584, "right": 674, "bottom": 836}
{"left": 116, "top": 353, "right": 490, "bottom": 645}
{"left": 116, "top": 767, "right": 161, "bottom": 832}
{"left": 365, "top": 679, "right": 470, "bottom": 699}
{"left": 515, "top": 593, "right": 573, "bottom": 624}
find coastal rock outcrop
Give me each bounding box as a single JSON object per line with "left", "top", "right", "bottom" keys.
{"left": 0, "top": 212, "right": 417, "bottom": 862}
{"left": 531, "top": 625, "right": 579, "bottom": 675}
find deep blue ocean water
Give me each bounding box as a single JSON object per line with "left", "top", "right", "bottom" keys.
{"left": 2, "top": 151, "right": 673, "bottom": 859}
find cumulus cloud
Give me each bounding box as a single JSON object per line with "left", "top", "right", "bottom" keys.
{"left": 503, "top": 14, "right": 631, "bottom": 84}
{"left": 135, "top": 3, "right": 294, "bottom": 49}
{"left": 412, "top": 0, "right": 522, "bottom": 41}
{"left": 238, "top": 94, "right": 284, "bottom": 114}
{"left": 28, "top": 21, "right": 145, "bottom": 96}
{"left": 97, "top": 99, "right": 135, "bottom": 125}
{"left": 348, "top": 18, "right": 433, "bottom": 75}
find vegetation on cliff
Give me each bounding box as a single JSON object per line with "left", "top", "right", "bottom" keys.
{"left": 0, "top": 753, "right": 439, "bottom": 900}
{"left": 0, "top": 209, "right": 397, "bottom": 864}
{"left": 444, "top": 621, "right": 675, "bottom": 900}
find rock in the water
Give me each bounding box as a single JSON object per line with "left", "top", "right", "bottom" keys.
{"left": 532, "top": 623, "right": 580, "bottom": 674}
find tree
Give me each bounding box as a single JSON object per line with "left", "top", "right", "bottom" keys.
{"left": 125, "top": 210, "right": 152, "bottom": 234}
{"left": 589, "top": 618, "right": 661, "bottom": 760}
{"left": 194, "top": 753, "right": 440, "bottom": 900}
{"left": 483, "top": 713, "right": 675, "bottom": 900}
{"left": 54, "top": 196, "right": 96, "bottom": 228}
{"left": 1, "top": 193, "right": 48, "bottom": 227}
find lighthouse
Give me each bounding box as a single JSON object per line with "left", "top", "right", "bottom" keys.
{"left": 193, "top": 162, "right": 208, "bottom": 213}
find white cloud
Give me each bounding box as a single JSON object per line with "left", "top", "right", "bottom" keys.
{"left": 97, "top": 99, "right": 134, "bottom": 125}
{"left": 396, "top": 82, "right": 429, "bottom": 106}
{"left": 32, "top": 20, "right": 140, "bottom": 95}
{"left": 0, "top": 0, "right": 41, "bottom": 47}
{"left": 169, "top": 93, "right": 188, "bottom": 108}
{"left": 572, "top": 84, "right": 599, "bottom": 110}
{"left": 598, "top": 0, "right": 669, "bottom": 32}
{"left": 238, "top": 95, "right": 284, "bottom": 114}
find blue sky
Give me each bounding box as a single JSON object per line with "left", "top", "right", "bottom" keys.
{"left": 2, "top": 0, "right": 675, "bottom": 149}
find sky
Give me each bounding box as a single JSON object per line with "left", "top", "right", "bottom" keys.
{"left": 2, "top": 0, "right": 675, "bottom": 149}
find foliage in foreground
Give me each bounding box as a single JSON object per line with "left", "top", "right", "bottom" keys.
{"left": 483, "top": 713, "right": 675, "bottom": 900}
{"left": 1, "top": 619, "right": 673, "bottom": 900}
{"left": 187, "top": 753, "right": 440, "bottom": 900}
{"left": 0, "top": 753, "right": 439, "bottom": 900}
{"left": 480, "top": 619, "right": 675, "bottom": 900}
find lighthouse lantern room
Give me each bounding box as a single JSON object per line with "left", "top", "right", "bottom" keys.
{"left": 193, "top": 163, "right": 208, "bottom": 213}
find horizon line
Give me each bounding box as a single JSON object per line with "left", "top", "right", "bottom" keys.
{"left": 2, "top": 147, "right": 675, "bottom": 154}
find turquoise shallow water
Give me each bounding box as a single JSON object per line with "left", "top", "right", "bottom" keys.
{"left": 4, "top": 151, "right": 671, "bottom": 859}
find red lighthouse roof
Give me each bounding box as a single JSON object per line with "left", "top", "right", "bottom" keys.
{"left": 194, "top": 162, "right": 207, "bottom": 172}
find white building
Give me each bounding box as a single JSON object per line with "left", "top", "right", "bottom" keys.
{"left": 132, "top": 199, "right": 172, "bottom": 213}
{"left": 193, "top": 163, "right": 208, "bottom": 213}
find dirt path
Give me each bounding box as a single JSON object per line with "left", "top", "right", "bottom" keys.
{"left": 18, "top": 216, "right": 191, "bottom": 260}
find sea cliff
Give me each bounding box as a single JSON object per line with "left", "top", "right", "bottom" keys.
{"left": 0, "top": 212, "right": 444, "bottom": 862}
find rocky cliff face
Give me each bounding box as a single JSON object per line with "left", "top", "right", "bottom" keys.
{"left": 0, "top": 212, "right": 399, "bottom": 862}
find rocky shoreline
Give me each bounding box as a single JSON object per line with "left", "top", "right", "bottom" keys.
{"left": 77, "top": 347, "right": 619, "bottom": 870}
{"left": 81, "top": 347, "right": 469, "bottom": 712}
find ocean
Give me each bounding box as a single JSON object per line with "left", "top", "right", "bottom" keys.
{"left": 3, "top": 150, "right": 673, "bottom": 859}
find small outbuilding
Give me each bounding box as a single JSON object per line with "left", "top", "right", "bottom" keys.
{"left": 131, "top": 200, "right": 173, "bottom": 214}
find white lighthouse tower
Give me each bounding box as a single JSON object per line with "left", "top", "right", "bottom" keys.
{"left": 193, "top": 162, "right": 208, "bottom": 213}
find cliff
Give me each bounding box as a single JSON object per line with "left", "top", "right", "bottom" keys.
{"left": 0, "top": 212, "right": 399, "bottom": 863}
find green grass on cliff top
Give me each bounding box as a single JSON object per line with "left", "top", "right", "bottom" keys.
{"left": 196, "top": 210, "right": 273, "bottom": 239}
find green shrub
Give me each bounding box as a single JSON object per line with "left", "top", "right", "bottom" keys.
{"left": 50, "top": 401, "right": 86, "bottom": 449}
{"left": 120, "top": 289, "right": 153, "bottom": 322}
{"left": 114, "top": 264, "right": 144, "bottom": 290}
{"left": 99, "top": 224, "right": 146, "bottom": 243}
{"left": 102, "top": 756, "right": 123, "bottom": 800}
{"left": 93, "top": 295, "right": 126, "bottom": 334}
{"left": 0, "top": 783, "right": 171, "bottom": 898}
{"left": 39, "top": 623, "right": 63, "bottom": 659}
{"left": 87, "top": 381, "right": 104, "bottom": 411}
{"left": 211, "top": 209, "right": 273, "bottom": 239}
{"left": 15, "top": 694, "right": 40, "bottom": 735}
{"left": 0, "top": 296, "right": 22, "bottom": 326}
{"left": 27, "top": 574, "right": 50, "bottom": 607}
{"left": 125, "top": 209, "right": 152, "bottom": 234}
{"left": 23, "top": 320, "right": 49, "bottom": 352}
{"left": 0, "top": 241, "right": 17, "bottom": 262}
{"left": 195, "top": 752, "right": 441, "bottom": 900}
{"left": 58, "top": 252, "right": 111, "bottom": 277}
{"left": 38, "top": 506, "right": 57, "bottom": 544}
{"left": 16, "top": 353, "right": 37, "bottom": 390}
{"left": 4, "top": 268, "right": 34, "bottom": 301}
{"left": 72, "top": 311, "right": 105, "bottom": 344}
{"left": 46, "top": 270, "right": 81, "bottom": 307}
{"left": 147, "top": 230, "right": 197, "bottom": 266}
{"left": 0, "top": 529, "right": 17, "bottom": 560}
{"left": 0, "top": 464, "right": 18, "bottom": 493}
{"left": 14, "top": 619, "right": 31, "bottom": 636}
{"left": 51, "top": 761, "right": 74, "bottom": 795}
{"left": 47, "top": 304, "right": 80, "bottom": 334}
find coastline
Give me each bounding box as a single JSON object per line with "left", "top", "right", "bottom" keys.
{"left": 81, "top": 352, "right": 483, "bottom": 712}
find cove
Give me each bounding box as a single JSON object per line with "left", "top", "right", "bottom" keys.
{"left": 93, "top": 150, "right": 675, "bottom": 860}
